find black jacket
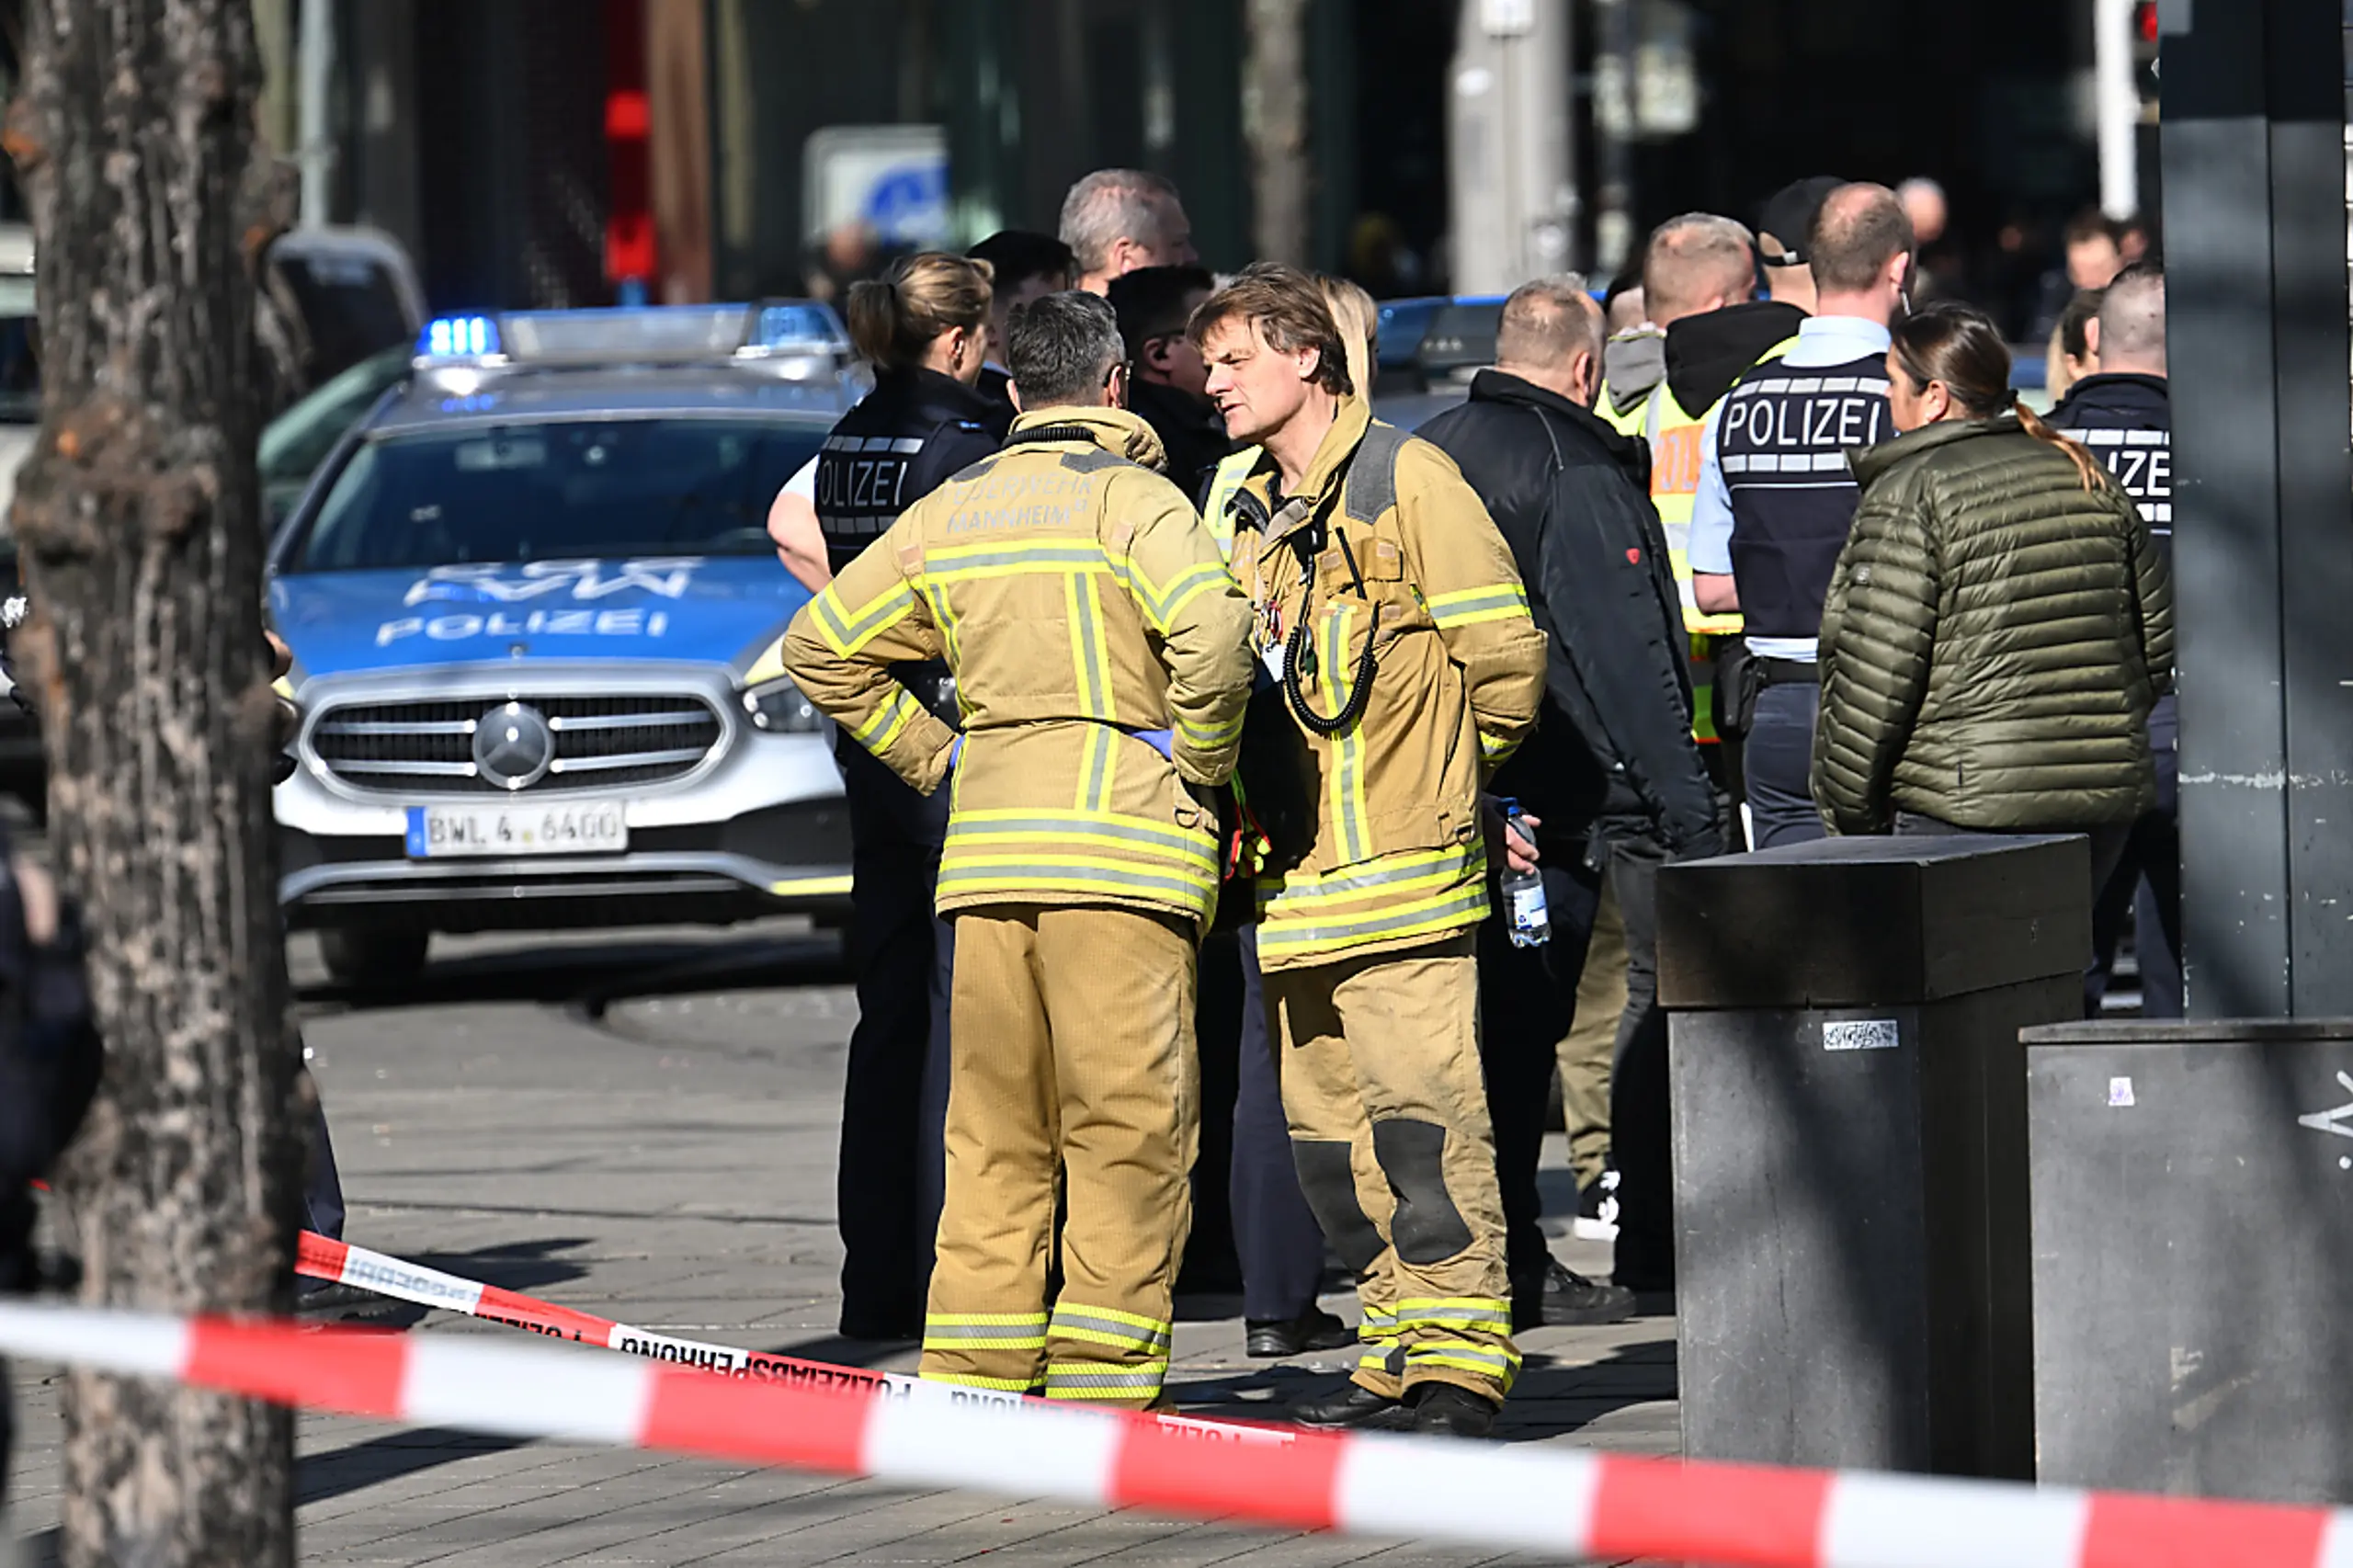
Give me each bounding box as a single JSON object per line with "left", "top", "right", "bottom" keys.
{"left": 1419, "top": 369, "right": 1722, "bottom": 856}
{"left": 1662, "top": 300, "right": 1808, "bottom": 416}
{"left": 1125, "top": 378, "right": 1231, "bottom": 506}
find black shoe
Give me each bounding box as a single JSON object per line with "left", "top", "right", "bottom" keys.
{"left": 1411, "top": 1384, "right": 1498, "bottom": 1438}
{"left": 838, "top": 1309, "right": 922, "bottom": 1342}
{"left": 1291, "top": 1381, "right": 1415, "bottom": 1431}
{"left": 1513, "top": 1257, "right": 1637, "bottom": 1330}
{"left": 294, "top": 1281, "right": 383, "bottom": 1316}
{"left": 1245, "top": 1307, "right": 1357, "bottom": 1358}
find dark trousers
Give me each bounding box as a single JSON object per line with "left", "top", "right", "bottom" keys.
{"left": 1226, "top": 927, "right": 1327, "bottom": 1320}
{"left": 303, "top": 1072, "right": 345, "bottom": 1242}
{"left": 1745, "top": 679, "right": 1825, "bottom": 849}
{"left": 2089, "top": 702, "right": 2182, "bottom": 1017}
{"left": 1474, "top": 855, "right": 1604, "bottom": 1283}
{"left": 837, "top": 743, "right": 954, "bottom": 1330}
{"left": 1604, "top": 837, "right": 1674, "bottom": 1290}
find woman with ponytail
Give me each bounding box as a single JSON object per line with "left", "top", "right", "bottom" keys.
{"left": 807, "top": 250, "right": 1011, "bottom": 1342}
{"left": 1812, "top": 301, "right": 2175, "bottom": 916}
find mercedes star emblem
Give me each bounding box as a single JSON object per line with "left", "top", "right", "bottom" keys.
{"left": 474, "top": 700, "right": 553, "bottom": 791}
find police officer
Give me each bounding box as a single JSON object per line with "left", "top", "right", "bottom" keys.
{"left": 782, "top": 291, "right": 1253, "bottom": 1407}
{"left": 1689, "top": 183, "right": 1912, "bottom": 846}
{"left": 2049, "top": 260, "right": 2178, "bottom": 1017}
{"left": 813, "top": 251, "right": 1011, "bottom": 1342}
{"left": 1198, "top": 265, "right": 1547, "bottom": 1437}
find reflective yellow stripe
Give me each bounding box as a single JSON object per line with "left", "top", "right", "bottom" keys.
{"left": 946, "top": 812, "right": 1218, "bottom": 867}
{"left": 926, "top": 539, "right": 1109, "bottom": 577}
{"left": 1202, "top": 449, "right": 1258, "bottom": 562}
{"left": 1258, "top": 846, "right": 1480, "bottom": 912}
{"left": 1394, "top": 1297, "right": 1512, "bottom": 1331}
{"left": 938, "top": 857, "right": 1215, "bottom": 899}
{"left": 1176, "top": 709, "right": 1245, "bottom": 752}
{"left": 849, "top": 685, "right": 926, "bottom": 749}
{"left": 1478, "top": 729, "right": 1517, "bottom": 764}
{"left": 1051, "top": 1304, "right": 1173, "bottom": 1354}
{"left": 1423, "top": 582, "right": 1529, "bottom": 630}
{"left": 1066, "top": 572, "right": 1116, "bottom": 722}
{"left": 1042, "top": 1360, "right": 1168, "bottom": 1399}
{"left": 1321, "top": 606, "right": 1368, "bottom": 864}
{"left": 1132, "top": 559, "right": 1233, "bottom": 633}
{"left": 1075, "top": 722, "right": 1114, "bottom": 812}
{"left": 813, "top": 581, "right": 916, "bottom": 657}
{"left": 1257, "top": 883, "right": 1490, "bottom": 959}
{"left": 925, "top": 1370, "right": 1042, "bottom": 1392}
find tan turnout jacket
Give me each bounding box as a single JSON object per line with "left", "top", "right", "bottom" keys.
{"left": 1228, "top": 398, "right": 1546, "bottom": 970}
{"left": 780, "top": 406, "right": 1255, "bottom": 930}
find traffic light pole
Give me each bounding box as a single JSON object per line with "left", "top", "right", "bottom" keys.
{"left": 2162, "top": 0, "right": 2353, "bottom": 1016}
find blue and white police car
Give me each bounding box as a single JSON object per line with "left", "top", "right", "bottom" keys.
{"left": 269, "top": 303, "right": 861, "bottom": 984}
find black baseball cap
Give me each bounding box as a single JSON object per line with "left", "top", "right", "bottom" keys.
{"left": 1757, "top": 176, "right": 1845, "bottom": 267}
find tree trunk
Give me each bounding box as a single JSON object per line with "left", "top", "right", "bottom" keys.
{"left": 1242, "top": 0, "right": 1310, "bottom": 267}
{"left": 8, "top": 3, "right": 301, "bottom": 1563}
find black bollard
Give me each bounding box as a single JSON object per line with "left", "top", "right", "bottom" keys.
{"left": 1658, "top": 833, "right": 2089, "bottom": 1479}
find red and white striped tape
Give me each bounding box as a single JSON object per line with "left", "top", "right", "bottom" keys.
{"left": 295, "top": 1231, "right": 1285, "bottom": 1445}
{"left": 4, "top": 1297, "right": 2348, "bottom": 1568}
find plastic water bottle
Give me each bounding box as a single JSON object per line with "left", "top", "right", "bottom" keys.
{"left": 1498, "top": 797, "right": 1550, "bottom": 948}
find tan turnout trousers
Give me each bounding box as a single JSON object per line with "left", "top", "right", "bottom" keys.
{"left": 1263, "top": 933, "right": 1518, "bottom": 1404}
{"left": 920, "top": 903, "right": 1199, "bottom": 1408}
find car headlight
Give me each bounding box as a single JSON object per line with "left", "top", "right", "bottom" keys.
{"left": 743, "top": 674, "right": 824, "bottom": 733}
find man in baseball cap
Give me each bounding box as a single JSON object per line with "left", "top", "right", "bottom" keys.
{"left": 1756, "top": 176, "right": 1844, "bottom": 313}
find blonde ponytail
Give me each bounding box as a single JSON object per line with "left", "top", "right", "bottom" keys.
{"left": 846, "top": 252, "right": 995, "bottom": 373}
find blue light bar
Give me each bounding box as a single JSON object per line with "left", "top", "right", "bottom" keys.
{"left": 419, "top": 314, "right": 501, "bottom": 359}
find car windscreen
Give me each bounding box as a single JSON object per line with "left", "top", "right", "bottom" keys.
{"left": 284, "top": 417, "right": 826, "bottom": 573}
{"left": 0, "top": 271, "right": 41, "bottom": 425}
{"left": 271, "top": 252, "right": 414, "bottom": 384}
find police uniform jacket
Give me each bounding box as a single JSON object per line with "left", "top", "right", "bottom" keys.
{"left": 1227, "top": 396, "right": 1547, "bottom": 971}
{"left": 1418, "top": 369, "right": 1721, "bottom": 858}
{"left": 780, "top": 406, "right": 1255, "bottom": 931}
{"left": 813, "top": 366, "right": 1012, "bottom": 578}
{"left": 1813, "top": 415, "right": 2174, "bottom": 835}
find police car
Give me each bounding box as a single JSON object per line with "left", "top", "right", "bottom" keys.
{"left": 269, "top": 303, "right": 860, "bottom": 984}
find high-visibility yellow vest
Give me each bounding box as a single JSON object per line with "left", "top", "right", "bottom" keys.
{"left": 1640, "top": 337, "right": 1796, "bottom": 742}
{"left": 1597, "top": 384, "right": 1653, "bottom": 436}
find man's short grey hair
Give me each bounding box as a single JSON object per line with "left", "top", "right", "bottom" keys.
{"left": 1059, "top": 169, "right": 1181, "bottom": 275}
{"left": 1643, "top": 214, "right": 1756, "bottom": 322}
{"left": 2097, "top": 259, "right": 2166, "bottom": 368}
{"left": 1007, "top": 290, "right": 1127, "bottom": 408}
{"left": 1496, "top": 274, "right": 1601, "bottom": 369}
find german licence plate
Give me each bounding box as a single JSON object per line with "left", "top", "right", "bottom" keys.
{"left": 404, "top": 801, "right": 629, "bottom": 858}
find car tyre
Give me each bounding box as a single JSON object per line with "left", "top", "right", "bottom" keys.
{"left": 319, "top": 926, "right": 429, "bottom": 990}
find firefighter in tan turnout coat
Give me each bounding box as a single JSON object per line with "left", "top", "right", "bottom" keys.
{"left": 1194, "top": 265, "right": 1547, "bottom": 1437}
{"left": 781, "top": 291, "right": 1254, "bottom": 1408}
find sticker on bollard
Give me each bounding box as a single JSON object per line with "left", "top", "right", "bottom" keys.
{"left": 295, "top": 1231, "right": 1283, "bottom": 1443}
{"left": 5, "top": 1296, "right": 2351, "bottom": 1568}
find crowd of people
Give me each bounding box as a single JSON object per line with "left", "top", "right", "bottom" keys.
{"left": 768, "top": 165, "right": 2177, "bottom": 1437}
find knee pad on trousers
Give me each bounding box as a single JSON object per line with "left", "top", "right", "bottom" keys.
{"left": 1370, "top": 1119, "right": 1473, "bottom": 1266}
{"left": 1290, "top": 1140, "right": 1385, "bottom": 1274}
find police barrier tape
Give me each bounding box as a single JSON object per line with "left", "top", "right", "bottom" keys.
{"left": 5, "top": 1297, "right": 2349, "bottom": 1568}
{"left": 294, "top": 1231, "right": 1286, "bottom": 1446}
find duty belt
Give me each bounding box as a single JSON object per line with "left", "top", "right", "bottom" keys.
{"left": 1755, "top": 656, "right": 1819, "bottom": 687}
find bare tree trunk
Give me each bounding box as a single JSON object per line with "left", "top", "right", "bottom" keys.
{"left": 7, "top": 2, "right": 300, "bottom": 1562}
{"left": 1242, "top": 0, "right": 1310, "bottom": 267}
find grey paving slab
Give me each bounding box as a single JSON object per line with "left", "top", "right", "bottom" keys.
{"left": 6, "top": 922, "right": 1675, "bottom": 1565}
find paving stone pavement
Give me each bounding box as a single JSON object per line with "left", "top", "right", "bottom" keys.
{"left": 6, "top": 921, "right": 1676, "bottom": 1565}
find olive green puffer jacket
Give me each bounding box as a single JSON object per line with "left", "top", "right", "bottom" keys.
{"left": 1812, "top": 415, "right": 2173, "bottom": 835}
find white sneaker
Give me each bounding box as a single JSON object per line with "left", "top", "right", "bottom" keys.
{"left": 1574, "top": 1167, "right": 1620, "bottom": 1242}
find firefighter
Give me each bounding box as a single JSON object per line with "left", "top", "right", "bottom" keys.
{"left": 780, "top": 290, "right": 1253, "bottom": 1409}
{"left": 1192, "top": 264, "right": 1547, "bottom": 1438}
